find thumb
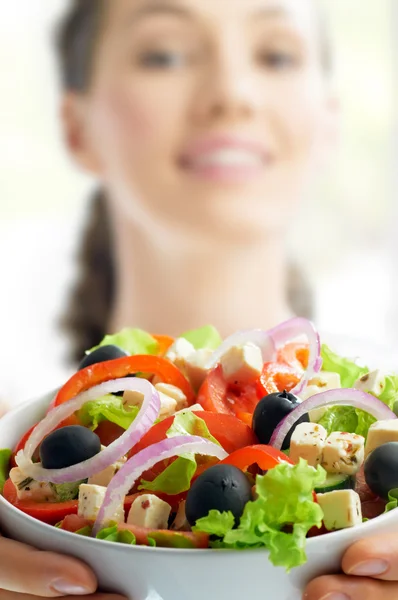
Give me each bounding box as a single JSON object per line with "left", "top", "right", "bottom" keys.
{"left": 0, "top": 535, "right": 98, "bottom": 596}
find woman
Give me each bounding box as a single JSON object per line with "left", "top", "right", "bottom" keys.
{"left": 1, "top": 2, "right": 398, "bottom": 599}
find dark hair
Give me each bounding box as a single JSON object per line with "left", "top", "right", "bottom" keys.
{"left": 59, "top": 0, "right": 323, "bottom": 363}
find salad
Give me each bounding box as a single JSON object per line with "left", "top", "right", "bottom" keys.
{"left": 3, "top": 318, "right": 398, "bottom": 572}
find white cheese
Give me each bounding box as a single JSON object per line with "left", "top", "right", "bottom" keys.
{"left": 365, "top": 419, "right": 398, "bottom": 457}
{"left": 354, "top": 369, "right": 385, "bottom": 396}
{"left": 220, "top": 343, "right": 263, "bottom": 384}
{"left": 183, "top": 349, "right": 214, "bottom": 391}
{"left": 78, "top": 484, "right": 124, "bottom": 523}
{"left": 123, "top": 388, "right": 177, "bottom": 419}
{"left": 301, "top": 372, "right": 341, "bottom": 401}
{"left": 175, "top": 403, "right": 204, "bottom": 415}
{"left": 321, "top": 432, "right": 365, "bottom": 475}
{"left": 127, "top": 494, "right": 171, "bottom": 529}
{"left": 155, "top": 383, "right": 188, "bottom": 411}
{"left": 9, "top": 467, "right": 56, "bottom": 502}
{"left": 317, "top": 489, "right": 362, "bottom": 530}
{"left": 87, "top": 457, "right": 126, "bottom": 487}
{"left": 165, "top": 338, "right": 196, "bottom": 374}
{"left": 289, "top": 422, "right": 327, "bottom": 467}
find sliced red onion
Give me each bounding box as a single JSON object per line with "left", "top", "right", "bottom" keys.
{"left": 92, "top": 435, "right": 228, "bottom": 536}
{"left": 270, "top": 388, "right": 397, "bottom": 450}
{"left": 205, "top": 329, "right": 275, "bottom": 371}
{"left": 16, "top": 378, "right": 160, "bottom": 484}
{"left": 267, "top": 317, "right": 322, "bottom": 396}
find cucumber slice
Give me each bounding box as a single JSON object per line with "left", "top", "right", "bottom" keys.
{"left": 315, "top": 473, "right": 356, "bottom": 494}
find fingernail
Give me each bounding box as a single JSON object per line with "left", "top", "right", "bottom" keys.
{"left": 51, "top": 579, "right": 95, "bottom": 596}
{"left": 319, "top": 594, "right": 350, "bottom": 600}
{"left": 348, "top": 559, "right": 389, "bottom": 576}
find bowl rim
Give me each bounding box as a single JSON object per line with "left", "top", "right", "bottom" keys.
{"left": 0, "top": 392, "right": 397, "bottom": 557}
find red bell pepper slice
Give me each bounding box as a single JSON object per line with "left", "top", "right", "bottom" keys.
{"left": 51, "top": 355, "right": 195, "bottom": 409}
{"left": 220, "top": 444, "right": 292, "bottom": 472}
{"left": 152, "top": 334, "right": 174, "bottom": 356}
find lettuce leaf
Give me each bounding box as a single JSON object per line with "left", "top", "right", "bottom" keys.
{"left": 318, "top": 406, "right": 376, "bottom": 439}
{"left": 0, "top": 449, "right": 11, "bottom": 493}
{"left": 180, "top": 325, "right": 222, "bottom": 350}
{"left": 78, "top": 394, "right": 139, "bottom": 431}
{"left": 139, "top": 412, "right": 220, "bottom": 495}
{"left": 96, "top": 524, "right": 136, "bottom": 545}
{"left": 384, "top": 489, "right": 398, "bottom": 513}
{"left": 377, "top": 375, "right": 398, "bottom": 410}
{"left": 89, "top": 328, "right": 159, "bottom": 356}
{"left": 51, "top": 480, "right": 86, "bottom": 502}
{"left": 321, "top": 344, "right": 368, "bottom": 387}
{"left": 194, "top": 460, "right": 326, "bottom": 571}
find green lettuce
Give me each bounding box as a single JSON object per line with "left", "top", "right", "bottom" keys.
{"left": 194, "top": 460, "right": 326, "bottom": 571}
{"left": 51, "top": 480, "right": 86, "bottom": 502}
{"left": 139, "top": 412, "right": 220, "bottom": 495}
{"left": 384, "top": 489, "right": 398, "bottom": 513}
{"left": 318, "top": 406, "right": 376, "bottom": 439}
{"left": 181, "top": 325, "right": 222, "bottom": 350}
{"left": 321, "top": 344, "right": 368, "bottom": 387}
{"left": 0, "top": 449, "right": 11, "bottom": 493}
{"left": 377, "top": 375, "right": 398, "bottom": 410}
{"left": 89, "top": 328, "right": 159, "bottom": 356}
{"left": 96, "top": 524, "right": 136, "bottom": 545}
{"left": 78, "top": 395, "right": 139, "bottom": 431}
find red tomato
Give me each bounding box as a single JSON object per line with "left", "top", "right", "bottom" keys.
{"left": 277, "top": 343, "right": 309, "bottom": 370}
{"left": 197, "top": 365, "right": 261, "bottom": 416}
{"left": 94, "top": 421, "right": 125, "bottom": 447}
{"left": 130, "top": 411, "right": 257, "bottom": 456}
{"left": 118, "top": 523, "right": 209, "bottom": 548}
{"left": 52, "top": 355, "right": 195, "bottom": 409}
{"left": 257, "top": 362, "right": 301, "bottom": 397}
{"left": 3, "top": 478, "right": 78, "bottom": 525}
{"left": 60, "top": 514, "right": 90, "bottom": 532}
{"left": 220, "top": 445, "right": 292, "bottom": 472}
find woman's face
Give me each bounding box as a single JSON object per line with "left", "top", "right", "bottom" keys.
{"left": 71, "top": 0, "right": 335, "bottom": 235}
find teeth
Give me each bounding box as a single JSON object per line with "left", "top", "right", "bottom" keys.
{"left": 193, "top": 149, "right": 263, "bottom": 168}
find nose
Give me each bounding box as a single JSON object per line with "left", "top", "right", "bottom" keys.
{"left": 192, "top": 38, "right": 262, "bottom": 125}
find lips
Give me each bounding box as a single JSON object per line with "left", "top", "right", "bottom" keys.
{"left": 179, "top": 135, "right": 272, "bottom": 183}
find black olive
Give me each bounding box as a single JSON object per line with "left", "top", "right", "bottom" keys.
{"left": 185, "top": 464, "right": 252, "bottom": 526}
{"left": 252, "top": 390, "right": 309, "bottom": 450}
{"left": 40, "top": 426, "right": 101, "bottom": 469}
{"left": 78, "top": 345, "right": 129, "bottom": 371}
{"left": 364, "top": 442, "right": 398, "bottom": 500}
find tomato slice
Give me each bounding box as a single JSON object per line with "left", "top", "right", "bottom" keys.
{"left": 94, "top": 421, "right": 125, "bottom": 447}
{"left": 52, "top": 355, "right": 195, "bottom": 409}
{"left": 197, "top": 365, "right": 261, "bottom": 416}
{"left": 277, "top": 343, "right": 309, "bottom": 371}
{"left": 220, "top": 444, "right": 292, "bottom": 472}
{"left": 3, "top": 478, "right": 79, "bottom": 525}
{"left": 257, "top": 362, "right": 301, "bottom": 397}
{"left": 130, "top": 411, "right": 257, "bottom": 456}
{"left": 60, "top": 515, "right": 209, "bottom": 548}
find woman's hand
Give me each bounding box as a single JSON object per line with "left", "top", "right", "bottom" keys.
{"left": 0, "top": 535, "right": 124, "bottom": 600}
{"left": 304, "top": 533, "right": 398, "bottom": 600}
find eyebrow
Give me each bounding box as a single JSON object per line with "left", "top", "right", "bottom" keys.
{"left": 125, "top": 1, "right": 289, "bottom": 27}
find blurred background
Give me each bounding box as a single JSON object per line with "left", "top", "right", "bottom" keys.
{"left": 0, "top": 0, "right": 396, "bottom": 404}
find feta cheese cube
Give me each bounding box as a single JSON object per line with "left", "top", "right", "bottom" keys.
{"left": 354, "top": 370, "right": 385, "bottom": 396}
{"left": 78, "top": 484, "right": 124, "bottom": 523}
{"left": 165, "top": 338, "right": 195, "bottom": 373}
{"left": 183, "top": 349, "right": 214, "bottom": 391}
{"left": 175, "top": 403, "right": 204, "bottom": 415}
{"left": 365, "top": 420, "right": 398, "bottom": 457}
{"left": 220, "top": 343, "right": 263, "bottom": 384}
{"left": 155, "top": 383, "right": 188, "bottom": 411}
{"left": 9, "top": 467, "right": 56, "bottom": 502}
{"left": 124, "top": 388, "right": 177, "bottom": 419}
{"left": 88, "top": 457, "right": 126, "bottom": 487}
{"left": 127, "top": 494, "right": 171, "bottom": 529}
{"left": 321, "top": 432, "right": 365, "bottom": 475}
{"left": 300, "top": 372, "right": 341, "bottom": 401}
{"left": 289, "top": 423, "right": 327, "bottom": 467}
{"left": 317, "top": 490, "right": 362, "bottom": 530}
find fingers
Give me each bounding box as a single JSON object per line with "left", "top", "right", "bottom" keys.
{"left": 341, "top": 533, "right": 398, "bottom": 581}
{"left": 303, "top": 574, "right": 398, "bottom": 600}
{"left": 0, "top": 536, "right": 97, "bottom": 597}
{"left": 0, "top": 594, "right": 126, "bottom": 600}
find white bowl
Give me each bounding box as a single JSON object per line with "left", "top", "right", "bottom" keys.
{"left": 1, "top": 394, "right": 398, "bottom": 600}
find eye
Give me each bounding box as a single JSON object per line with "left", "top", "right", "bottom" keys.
{"left": 257, "top": 50, "right": 300, "bottom": 71}
{"left": 137, "top": 49, "right": 187, "bottom": 69}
